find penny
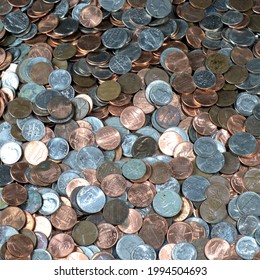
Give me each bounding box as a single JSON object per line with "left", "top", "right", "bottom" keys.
{"left": 8, "top": 97, "right": 32, "bottom": 119}
{"left": 120, "top": 106, "right": 145, "bottom": 130}
{"left": 169, "top": 157, "right": 194, "bottom": 180}
{"left": 103, "top": 199, "right": 129, "bottom": 225}
{"left": 50, "top": 205, "right": 77, "bottom": 231}
{"left": 0, "top": 206, "right": 26, "bottom": 230}
{"left": 2, "top": 183, "right": 27, "bottom": 206}
{"left": 7, "top": 234, "right": 34, "bottom": 258}
{"left": 128, "top": 183, "right": 154, "bottom": 208}
{"left": 200, "top": 198, "right": 227, "bottom": 224}
{"left": 24, "top": 140, "right": 48, "bottom": 166}
{"left": 79, "top": 5, "right": 103, "bottom": 28}
{"left": 167, "top": 222, "right": 193, "bottom": 244}
{"left": 95, "top": 223, "right": 118, "bottom": 249}
{"left": 96, "top": 80, "right": 121, "bottom": 102}
{"left": 72, "top": 221, "right": 98, "bottom": 246}
{"left": 100, "top": 174, "right": 127, "bottom": 197}
{"left": 193, "top": 112, "right": 217, "bottom": 135}
{"left": 48, "top": 233, "right": 75, "bottom": 258}
{"left": 118, "top": 208, "right": 143, "bottom": 234}
{"left": 139, "top": 224, "right": 165, "bottom": 249}
{"left": 205, "top": 238, "right": 231, "bottom": 260}
{"left": 96, "top": 126, "right": 121, "bottom": 151}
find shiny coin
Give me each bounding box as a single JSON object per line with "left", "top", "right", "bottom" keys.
{"left": 0, "top": 142, "right": 22, "bottom": 164}
{"left": 48, "top": 69, "right": 71, "bottom": 91}
{"left": 228, "top": 132, "right": 257, "bottom": 156}
{"left": 235, "top": 236, "right": 259, "bottom": 260}
{"left": 172, "top": 242, "right": 197, "bottom": 260}
{"left": 131, "top": 244, "right": 156, "bottom": 260}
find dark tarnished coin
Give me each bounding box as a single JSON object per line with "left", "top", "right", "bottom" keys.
{"left": 132, "top": 136, "right": 158, "bottom": 158}
{"left": 72, "top": 221, "right": 98, "bottom": 246}
{"left": 47, "top": 96, "right": 73, "bottom": 120}
{"left": 103, "top": 199, "right": 129, "bottom": 225}
{"left": 2, "top": 183, "right": 27, "bottom": 206}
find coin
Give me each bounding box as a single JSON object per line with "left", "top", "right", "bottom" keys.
{"left": 72, "top": 221, "right": 98, "bottom": 246}
{"left": 103, "top": 199, "right": 129, "bottom": 225}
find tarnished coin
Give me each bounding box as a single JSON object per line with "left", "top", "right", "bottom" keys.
{"left": 72, "top": 221, "right": 98, "bottom": 246}
{"left": 103, "top": 199, "right": 129, "bottom": 225}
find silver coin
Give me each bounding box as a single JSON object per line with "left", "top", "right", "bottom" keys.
{"left": 145, "top": 0, "right": 172, "bottom": 19}
{"left": 193, "top": 137, "right": 218, "bottom": 158}
{"left": 246, "top": 58, "right": 260, "bottom": 74}
{"left": 193, "top": 69, "right": 216, "bottom": 88}
{"left": 137, "top": 126, "right": 161, "bottom": 142}
{"left": 237, "top": 191, "right": 260, "bottom": 216}
{"left": 20, "top": 189, "right": 42, "bottom": 214}
{"left": 116, "top": 234, "right": 144, "bottom": 260}
{"left": 0, "top": 142, "right": 22, "bottom": 165}
{"left": 60, "top": 85, "right": 75, "bottom": 100}
{"left": 237, "top": 214, "right": 260, "bottom": 236}
{"left": 228, "top": 196, "right": 243, "bottom": 221}
{"left": 3, "top": 11, "right": 30, "bottom": 34}
{"left": 174, "top": 19, "right": 189, "bottom": 40}
{"left": 18, "top": 83, "right": 45, "bottom": 103}
{"left": 99, "top": 0, "right": 125, "bottom": 12}
{"left": 131, "top": 244, "right": 156, "bottom": 260}
{"left": 39, "top": 192, "right": 60, "bottom": 215}
{"left": 21, "top": 119, "right": 45, "bottom": 141}
{"left": 182, "top": 175, "right": 210, "bottom": 202}
{"left": 34, "top": 89, "right": 62, "bottom": 110}
{"left": 63, "top": 150, "right": 82, "bottom": 171}
{"left": 235, "top": 93, "right": 259, "bottom": 116}
{"left": 211, "top": 221, "right": 238, "bottom": 244}
{"left": 35, "top": 232, "right": 48, "bottom": 250}
{"left": 46, "top": 137, "right": 70, "bottom": 161}
{"left": 53, "top": 0, "right": 69, "bottom": 17}
{"left": 199, "top": 13, "right": 223, "bottom": 31}
{"left": 77, "top": 146, "right": 105, "bottom": 170}
{"left": 156, "top": 177, "right": 180, "bottom": 194}
{"left": 76, "top": 186, "right": 106, "bottom": 213}
{"left": 72, "top": 97, "right": 90, "bottom": 120}
{"left": 84, "top": 116, "right": 104, "bottom": 133}
{"left": 228, "top": 132, "right": 257, "bottom": 156}
{"left": 102, "top": 28, "right": 129, "bottom": 49}
{"left": 1, "top": 71, "right": 19, "bottom": 90}
{"left": 146, "top": 80, "right": 173, "bottom": 106}
{"left": 172, "top": 242, "right": 197, "bottom": 260}
{"left": 153, "top": 190, "right": 182, "bottom": 217}
{"left": 115, "top": 42, "right": 141, "bottom": 62}
{"left": 221, "top": 10, "right": 243, "bottom": 25}
{"left": 48, "top": 69, "right": 72, "bottom": 91}
{"left": 109, "top": 55, "right": 132, "bottom": 75}
{"left": 165, "top": 127, "right": 189, "bottom": 142}
{"left": 235, "top": 236, "right": 259, "bottom": 260}
{"left": 138, "top": 28, "right": 164, "bottom": 51}
{"left": 32, "top": 249, "right": 52, "bottom": 260}
{"left": 255, "top": 227, "right": 260, "bottom": 246}
{"left": 121, "top": 134, "right": 138, "bottom": 157}
{"left": 253, "top": 103, "right": 260, "bottom": 120}
{"left": 196, "top": 151, "right": 225, "bottom": 173}
{"left": 228, "top": 28, "right": 255, "bottom": 47}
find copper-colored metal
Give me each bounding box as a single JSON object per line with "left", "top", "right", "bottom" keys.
{"left": 95, "top": 223, "right": 118, "bottom": 249}
{"left": 48, "top": 233, "right": 75, "bottom": 258}
{"left": 167, "top": 222, "right": 193, "bottom": 244}
{"left": 100, "top": 174, "right": 127, "bottom": 197}
{"left": 204, "top": 238, "right": 231, "bottom": 260}
{"left": 50, "top": 205, "right": 77, "bottom": 231}
{"left": 6, "top": 234, "right": 34, "bottom": 258}
{"left": 96, "top": 126, "right": 121, "bottom": 150}
{"left": 79, "top": 5, "right": 103, "bottom": 28}
{"left": 120, "top": 106, "right": 146, "bottom": 130}
{"left": 118, "top": 208, "right": 143, "bottom": 234}
{"left": 2, "top": 183, "right": 27, "bottom": 206}
{"left": 69, "top": 127, "right": 95, "bottom": 151}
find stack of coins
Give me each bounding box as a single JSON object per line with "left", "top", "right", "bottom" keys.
{"left": 0, "top": 0, "right": 260, "bottom": 260}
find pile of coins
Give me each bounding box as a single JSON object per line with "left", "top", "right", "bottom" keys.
{"left": 0, "top": 0, "right": 260, "bottom": 260}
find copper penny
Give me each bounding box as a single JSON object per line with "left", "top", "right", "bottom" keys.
{"left": 118, "top": 208, "right": 143, "bottom": 234}
{"left": 95, "top": 223, "right": 118, "bottom": 249}
{"left": 133, "top": 90, "right": 155, "bottom": 114}
{"left": 0, "top": 47, "right": 6, "bottom": 65}
{"left": 30, "top": 62, "right": 53, "bottom": 85}
{"left": 169, "top": 157, "right": 194, "bottom": 180}
{"left": 143, "top": 214, "right": 169, "bottom": 235}
{"left": 128, "top": 183, "right": 154, "bottom": 207}
{"left": 186, "top": 25, "right": 205, "bottom": 49}
{"left": 193, "top": 112, "right": 217, "bottom": 135}
{"left": 6, "top": 234, "right": 34, "bottom": 258}
{"left": 0, "top": 206, "right": 26, "bottom": 230}
{"left": 173, "top": 142, "right": 196, "bottom": 161}
{"left": 79, "top": 5, "right": 103, "bottom": 28}
{"left": 77, "top": 34, "right": 101, "bottom": 53}
{"left": 171, "top": 72, "right": 196, "bottom": 94}
{"left": 38, "top": 13, "right": 59, "bottom": 33}
{"left": 139, "top": 224, "right": 165, "bottom": 249}
{"left": 23, "top": 211, "right": 35, "bottom": 231}
{"left": 204, "top": 238, "right": 231, "bottom": 260}
{"left": 48, "top": 233, "right": 75, "bottom": 258}
{"left": 167, "top": 222, "right": 193, "bottom": 244}
{"left": 24, "top": 140, "right": 48, "bottom": 165}
{"left": 66, "top": 178, "right": 90, "bottom": 198}
{"left": 66, "top": 252, "right": 89, "bottom": 260}
{"left": 96, "top": 126, "right": 121, "bottom": 150}
{"left": 187, "top": 221, "right": 206, "bottom": 240}
{"left": 149, "top": 161, "right": 171, "bottom": 184}
{"left": 193, "top": 88, "right": 218, "bottom": 107}
{"left": 159, "top": 243, "right": 176, "bottom": 260}
{"left": 120, "top": 106, "right": 146, "bottom": 130}
{"left": 51, "top": 205, "right": 77, "bottom": 231}
{"left": 34, "top": 215, "right": 52, "bottom": 238}
{"left": 47, "top": 96, "right": 73, "bottom": 120}
{"left": 69, "top": 127, "right": 95, "bottom": 151}
{"left": 227, "top": 114, "right": 246, "bottom": 134}
{"left": 10, "top": 162, "right": 29, "bottom": 184}
{"left": 100, "top": 174, "right": 127, "bottom": 197}
{"left": 231, "top": 46, "right": 254, "bottom": 66}
{"left": 158, "top": 131, "right": 183, "bottom": 156}
{"left": 2, "top": 183, "right": 27, "bottom": 206}
{"left": 164, "top": 51, "right": 190, "bottom": 73}
{"left": 172, "top": 197, "right": 193, "bottom": 222}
